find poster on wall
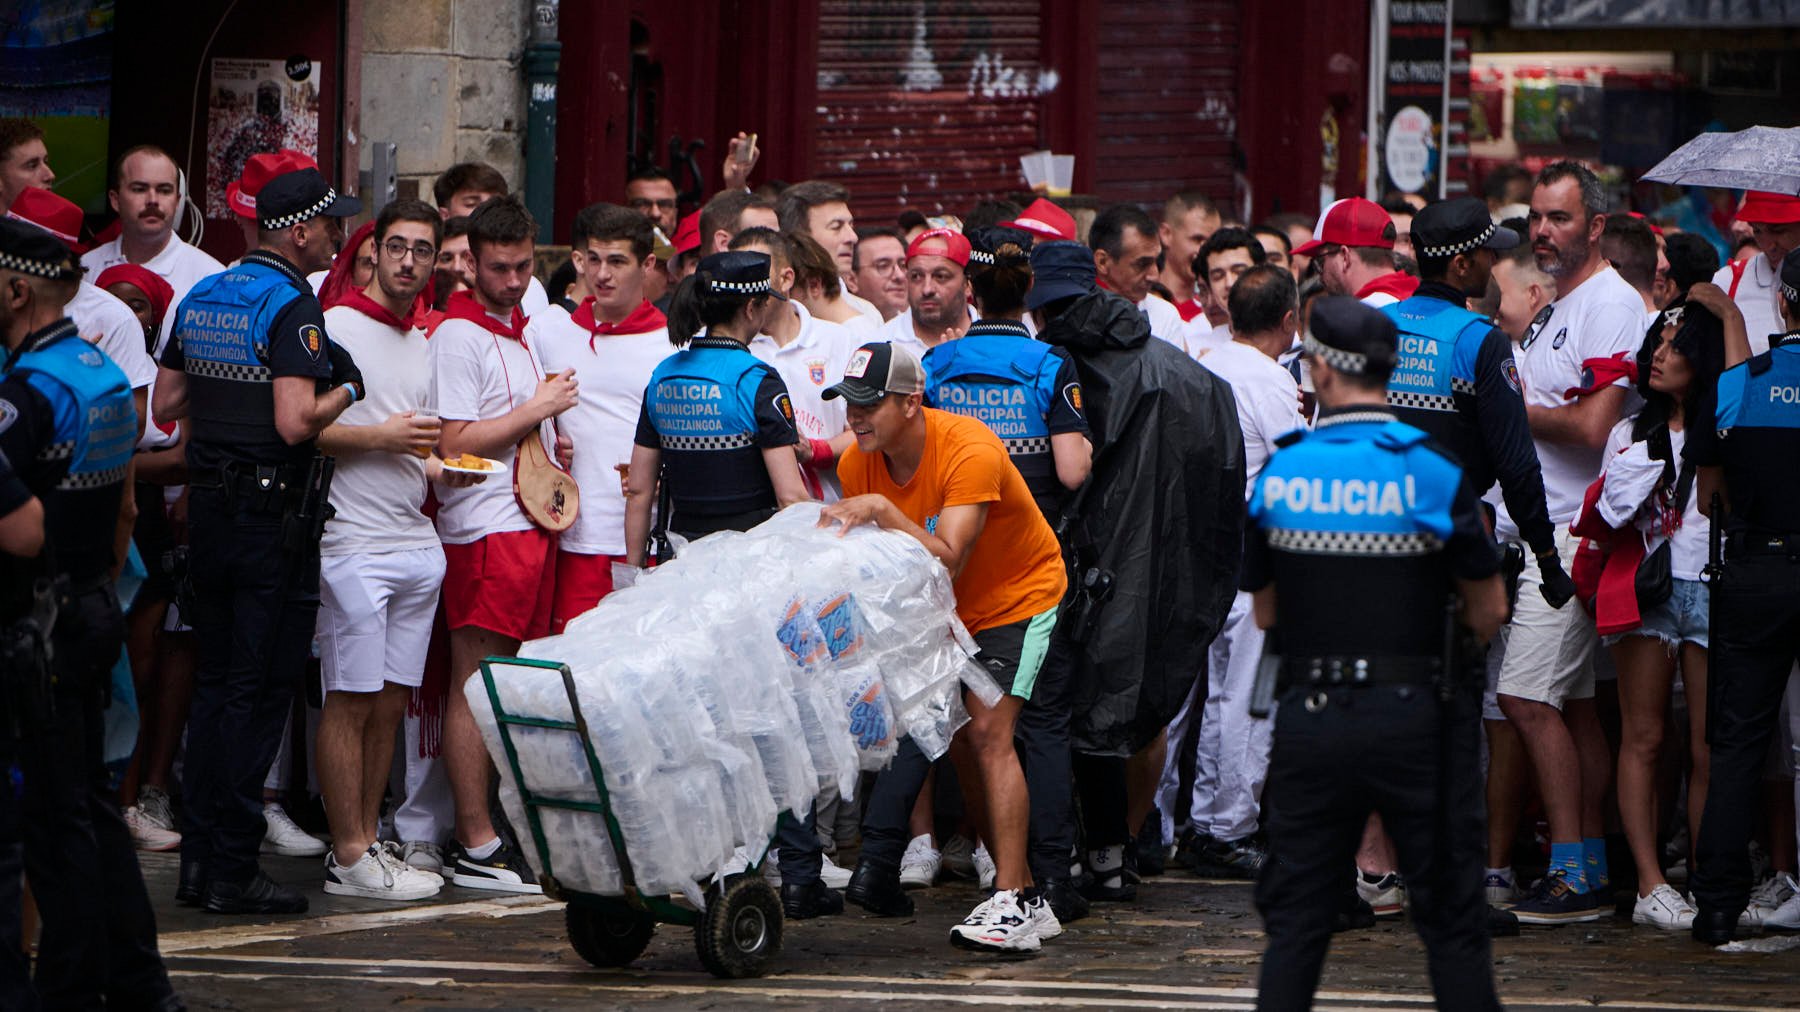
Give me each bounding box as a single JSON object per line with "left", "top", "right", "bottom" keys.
{"left": 205, "top": 57, "right": 319, "bottom": 218}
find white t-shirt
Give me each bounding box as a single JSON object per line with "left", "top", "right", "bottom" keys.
{"left": 530, "top": 304, "right": 672, "bottom": 555}
{"left": 319, "top": 305, "right": 439, "bottom": 556}
{"left": 522, "top": 276, "right": 550, "bottom": 319}
{"left": 1140, "top": 294, "right": 1188, "bottom": 353}
{"left": 1359, "top": 291, "right": 1402, "bottom": 309}
{"left": 1185, "top": 319, "right": 1232, "bottom": 359}
{"left": 1197, "top": 340, "right": 1304, "bottom": 494}
{"left": 1713, "top": 254, "right": 1784, "bottom": 356}
{"left": 838, "top": 310, "right": 882, "bottom": 342}
{"left": 1508, "top": 264, "right": 1645, "bottom": 531}
{"left": 1599, "top": 420, "right": 1707, "bottom": 581}
{"left": 81, "top": 235, "right": 225, "bottom": 356}
{"left": 749, "top": 301, "right": 858, "bottom": 502}
{"left": 429, "top": 315, "right": 546, "bottom": 544}
{"left": 843, "top": 289, "right": 885, "bottom": 328}
{"left": 878, "top": 304, "right": 977, "bottom": 362}
{"left": 68, "top": 282, "right": 155, "bottom": 391}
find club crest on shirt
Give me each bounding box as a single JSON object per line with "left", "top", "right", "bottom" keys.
{"left": 774, "top": 391, "right": 795, "bottom": 423}
{"left": 1063, "top": 382, "right": 1082, "bottom": 413}
{"left": 807, "top": 359, "right": 827, "bottom": 385}
{"left": 300, "top": 323, "right": 323, "bottom": 359}
{"left": 1502, "top": 359, "right": 1521, "bottom": 393}
{"left": 0, "top": 399, "right": 15, "bottom": 435}
{"left": 1551, "top": 327, "right": 1568, "bottom": 350}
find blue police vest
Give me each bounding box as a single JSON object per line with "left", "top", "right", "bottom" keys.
{"left": 1381, "top": 296, "right": 1486, "bottom": 413}
{"left": 10, "top": 322, "right": 137, "bottom": 492}
{"left": 1716, "top": 342, "right": 1800, "bottom": 434}
{"left": 924, "top": 325, "right": 1066, "bottom": 514}
{"left": 645, "top": 336, "right": 780, "bottom": 518}
{"left": 172, "top": 255, "right": 307, "bottom": 462}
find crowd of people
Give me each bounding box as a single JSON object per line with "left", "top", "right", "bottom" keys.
{"left": 1, "top": 109, "right": 1799, "bottom": 1008}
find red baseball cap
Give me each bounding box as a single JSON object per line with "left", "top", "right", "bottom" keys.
{"left": 1289, "top": 197, "right": 1397, "bottom": 258}
{"left": 905, "top": 227, "right": 971, "bottom": 267}
{"left": 1736, "top": 190, "right": 1800, "bottom": 225}
{"left": 1004, "top": 197, "right": 1077, "bottom": 241}
{"left": 671, "top": 212, "right": 700, "bottom": 256}
{"left": 227, "top": 149, "right": 318, "bottom": 219}
{"left": 6, "top": 186, "right": 88, "bottom": 252}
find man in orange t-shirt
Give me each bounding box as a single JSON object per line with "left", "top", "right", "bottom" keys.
{"left": 820, "top": 342, "right": 1066, "bottom": 954}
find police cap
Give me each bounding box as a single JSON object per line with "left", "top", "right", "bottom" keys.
{"left": 966, "top": 224, "right": 1034, "bottom": 267}
{"left": 696, "top": 250, "right": 786, "bottom": 300}
{"left": 1411, "top": 197, "right": 1519, "bottom": 260}
{"left": 1304, "top": 296, "right": 1397, "bottom": 377}
{"left": 1783, "top": 246, "right": 1800, "bottom": 306}
{"left": 257, "top": 167, "right": 362, "bottom": 230}
{"left": 0, "top": 217, "right": 81, "bottom": 282}
{"left": 1026, "top": 239, "right": 1097, "bottom": 310}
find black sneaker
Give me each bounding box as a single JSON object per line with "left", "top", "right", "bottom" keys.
{"left": 782, "top": 879, "right": 845, "bottom": 919}
{"left": 1135, "top": 810, "right": 1166, "bottom": 877}
{"left": 202, "top": 871, "right": 308, "bottom": 914}
{"left": 845, "top": 861, "right": 914, "bottom": 917}
{"left": 1332, "top": 895, "right": 1377, "bottom": 933}
{"left": 1509, "top": 871, "right": 1600, "bottom": 925}
{"left": 1077, "top": 872, "right": 1137, "bottom": 903}
{"left": 1173, "top": 830, "right": 1215, "bottom": 872}
{"left": 1039, "top": 878, "right": 1090, "bottom": 923}
{"left": 176, "top": 860, "right": 208, "bottom": 906}
{"left": 1189, "top": 835, "right": 1269, "bottom": 880}
{"left": 449, "top": 839, "right": 542, "bottom": 894}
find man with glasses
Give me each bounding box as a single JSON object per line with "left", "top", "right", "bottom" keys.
{"left": 625, "top": 167, "right": 680, "bottom": 235}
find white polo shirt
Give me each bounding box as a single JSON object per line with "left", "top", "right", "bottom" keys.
{"left": 1197, "top": 339, "right": 1304, "bottom": 494}
{"left": 843, "top": 289, "right": 884, "bottom": 328}
{"left": 1140, "top": 294, "right": 1188, "bottom": 353}
{"left": 83, "top": 235, "right": 226, "bottom": 357}
{"left": 320, "top": 304, "right": 439, "bottom": 556}
{"left": 749, "top": 300, "right": 858, "bottom": 501}
{"left": 877, "top": 304, "right": 978, "bottom": 362}
{"left": 68, "top": 282, "right": 155, "bottom": 391}
{"left": 429, "top": 312, "right": 545, "bottom": 544}
{"left": 1712, "top": 253, "right": 1784, "bottom": 356}
{"left": 530, "top": 302, "right": 672, "bottom": 555}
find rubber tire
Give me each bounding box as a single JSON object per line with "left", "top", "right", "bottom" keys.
{"left": 695, "top": 874, "right": 784, "bottom": 979}
{"left": 566, "top": 901, "right": 656, "bottom": 968}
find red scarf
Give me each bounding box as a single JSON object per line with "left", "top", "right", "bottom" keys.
{"left": 1355, "top": 271, "right": 1421, "bottom": 303}
{"left": 337, "top": 286, "right": 418, "bottom": 331}
{"left": 572, "top": 298, "right": 667, "bottom": 350}
{"left": 443, "top": 289, "right": 527, "bottom": 341}
{"left": 1175, "top": 297, "right": 1206, "bottom": 322}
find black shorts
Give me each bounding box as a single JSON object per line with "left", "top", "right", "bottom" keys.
{"left": 970, "top": 607, "right": 1059, "bottom": 701}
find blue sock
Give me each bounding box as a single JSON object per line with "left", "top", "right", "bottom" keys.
{"left": 1583, "top": 837, "right": 1609, "bottom": 893}
{"left": 1550, "top": 842, "right": 1586, "bottom": 892}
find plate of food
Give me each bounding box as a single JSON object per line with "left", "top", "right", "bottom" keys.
{"left": 440, "top": 452, "right": 507, "bottom": 475}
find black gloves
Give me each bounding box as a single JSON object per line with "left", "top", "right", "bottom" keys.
{"left": 327, "top": 339, "right": 364, "bottom": 402}
{"left": 1538, "top": 551, "right": 1576, "bottom": 609}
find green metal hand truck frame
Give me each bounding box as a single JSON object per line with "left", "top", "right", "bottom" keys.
{"left": 478, "top": 655, "right": 784, "bottom": 978}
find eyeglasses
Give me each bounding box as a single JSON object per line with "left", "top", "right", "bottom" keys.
{"left": 628, "top": 197, "right": 678, "bottom": 211}
{"left": 382, "top": 239, "right": 438, "bottom": 262}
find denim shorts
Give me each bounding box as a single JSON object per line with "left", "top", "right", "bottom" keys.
{"left": 1603, "top": 577, "right": 1709, "bottom": 649}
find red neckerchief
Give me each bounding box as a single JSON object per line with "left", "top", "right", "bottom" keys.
{"left": 338, "top": 286, "right": 417, "bottom": 331}
{"left": 443, "top": 289, "right": 526, "bottom": 340}
{"left": 1355, "top": 271, "right": 1420, "bottom": 303}
{"left": 572, "top": 298, "right": 667, "bottom": 351}
{"left": 1176, "top": 297, "right": 1205, "bottom": 322}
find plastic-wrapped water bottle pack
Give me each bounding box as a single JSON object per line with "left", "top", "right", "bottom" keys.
{"left": 466, "top": 503, "right": 1000, "bottom": 900}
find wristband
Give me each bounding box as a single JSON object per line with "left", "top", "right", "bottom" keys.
{"left": 341, "top": 381, "right": 363, "bottom": 403}
{"left": 809, "top": 437, "right": 835, "bottom": 467}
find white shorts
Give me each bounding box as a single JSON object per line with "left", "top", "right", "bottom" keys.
{"left": 318, "top": 546, "right": 446, "bottom": 694}
{"left": 1495, "top": 527, "right": 1597, "bottom": 709}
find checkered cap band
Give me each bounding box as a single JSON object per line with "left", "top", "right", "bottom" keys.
{"left": 1418, "top": 222, "right": 1496, "bottom": 260}
{"left": 0, "top": 250, "right": 78, "bottom": 281}
{"left": 968, "top": 249, "right": 996, "bottom": 265}
{"left": 1002, "top": 436, "right": 1051, "bottom": 455}
{"left": 1784, "top": 280, "right": 1800, "bottom": 304}
{"left": 1303, "top": 334, "right": 1369, "bottom": 375}
{"left": 187, "top": 358, "right": 272, "bottom": 383}
{"left": 1387, "top": 389, "right": 1456, "bottom": 412}
{"left": 662, "top": 432, "right": 754, "bottom": 451}
{"left": 705, "top": 277, "right": 773, "bottom": 296}
{"left": 1267, "top": 528, "right": 1443, "bottom": 557}
{"left": 260, "top": 188, "right": 339, "bottom": 230}
{"left": 58, "top": 464, "right": 129, "bottom": 491}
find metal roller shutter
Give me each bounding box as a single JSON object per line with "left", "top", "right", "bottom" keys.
{"left": 1093, "top": 1, "right": 1239, "bottom": 207}
{"left": 814, "top": 0, "right": 1044, "bottom": 216}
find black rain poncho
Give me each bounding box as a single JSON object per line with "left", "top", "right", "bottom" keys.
{"left": 1040, "top": 290, "right": 1245, "bottom": 756}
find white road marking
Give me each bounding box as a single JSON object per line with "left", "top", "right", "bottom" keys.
{"left": 157, "top": 895, "right": 554, "bottom": 953}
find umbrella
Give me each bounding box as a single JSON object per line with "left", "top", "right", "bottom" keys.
{"left": 1641, "top": 125, "right": 1800, "bottom": 195}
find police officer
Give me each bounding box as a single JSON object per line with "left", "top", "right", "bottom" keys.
{"left": 0, "top": 218, "right": 182, "bottom": 1008}
{"left": 1382, "top": 196, "right": 1574, "bottom": 607}
{"left": 1687, "top": 248, "right": 1800, "bottom": 945}
{"left": 154, "top": 166, "right": 363, "bottom": 915}
{"left": 619, "top": 250, "right": 830, "bottom": 917}
{"left": 1246, "top": 297, "right": 1507, "bottom": 1011}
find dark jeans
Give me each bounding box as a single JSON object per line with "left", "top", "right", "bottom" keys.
{"left": 859, "top": 737, "right": 933, "bottom": 873}
{"left": 774, "top": 805, "right": 822, "bottom": 886}
{"left": 1254, "top": 684, "right": 1497, "bottom": 1012}
{"left": 1017, "top": 629, "right": 1076, "bottom": 882}
{"left": 15, "top": 587, "right": 176, "bottom": 1009}
{"left": 181, "top": 487, "right": 319, "bottom": 885}
{"left": 1693, "top": 552, "right": 1800, "bottom": 919}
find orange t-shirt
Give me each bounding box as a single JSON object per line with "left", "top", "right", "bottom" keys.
{"left": 839, "top": 408, "right": 1067, "bottom": 634}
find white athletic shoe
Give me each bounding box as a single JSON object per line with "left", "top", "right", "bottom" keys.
{"left": 325, "top": 844, "right": 442, "bottom": 900}
{"left": 125, "top": 806, "right": 181, "bottom": 852}
{"left": 1023, "top": 890, "right": 1063, "bottom": 940}
{"left": 899, "top": 834, "right": 941, "bottom": 889}
{"left": 819, "top": 852, "right": 853, "bottom": 889}
{"left": 1631, "top": 884, "right": 1697, "bottom": 930}
{"left": 138, "top": 785, "right": 179, "bottom": 833}
{"left": 974, "top": 843, "right": 997, "bottom": 891}
{"left": 401, "top": 840, "right": 446, "bottom": 877}
{"left": 262, "top": 803, "right": 328, "bottom": 857}
{"left": 1749, "top": 872, "right": 1798, "bottom": 917}
{"left": 383, "top": 841, "right": 442, "bottom": 885}
{"left": 1764, "top": 891, "right": 1800, "bottom": 932}
{"left": 1357, "top": 871, "right": 1406, "bottom": 918}
{"left": 941, "top": 834, "right": 977, "bottom": 880}
{"left": 1483, "top": 869, "right": 1516, "bottom": 905}
{"left": 949, "top": 889, "right": 1042, "bottom": 953}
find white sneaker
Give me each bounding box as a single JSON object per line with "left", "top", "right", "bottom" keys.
{"left": 137, "top": 785, "right": 179, "bottom": 832}
{"left": 1749, "top": 872, "right": 1798, "bottom": 916}
{"left": 125, "top": 806, "right": 181, "bottom": 852}
{"left": 949, "top": 889, "right": 1041, "bottom": 952}
{"left": 262, "top": 803, "right": 328, "bottom": 857}
{"left": 384, "top": 841, "right": 442, "bottom": 885}
{"left": 819, "top": 852, "right": 853, "bottom": 889}
{"left": 1764, "top": 891, "right": 1800, "bottom": 932}
{"left": 1483, "top": 869, "right": 1516, "bottom": 905}
{"left": 974, "top": 843, "right": 996, "bottom": 891}
{"left": 325, "top": 844, "right": 442, "bottom": 900}
{"left": 401, "top": 840, "right": 445, "bottom": 876}
{"left": 899, "top": 834, "right": 941, "bottom": 889}
{"left": 1357, "top": 871, "right": 1406, "bottom": 918}
{"left": 1631, "top": 884, "right": 1696, "bottom": 930}
{"left": 941, "top": 834, "right": 977, "bottom": 880}
{"left": 1023, "top": 890, "right": 1063, "bottom": 940}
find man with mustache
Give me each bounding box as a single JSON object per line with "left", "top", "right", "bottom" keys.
{"left": 82, "top": 146, "right": 225, "bottom": 349}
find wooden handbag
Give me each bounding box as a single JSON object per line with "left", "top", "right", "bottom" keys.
{"left": 513, "top": 423, "right": 579, "bottom": 532}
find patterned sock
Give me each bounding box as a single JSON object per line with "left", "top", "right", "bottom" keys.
{"left": 1089, "top": 846, "right": 1123, "bottom": 889}
{"left": 1583, "top": 837, "right": 1609, "bottom": 892}
{"left": 1550, "top": 841, "right": 1587, "bottom": 892}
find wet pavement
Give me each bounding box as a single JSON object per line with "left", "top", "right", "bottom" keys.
{"left": 143, "top": 850, "right": 1799, "bottom": 1010}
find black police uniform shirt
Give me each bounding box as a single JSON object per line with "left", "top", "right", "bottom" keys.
{"left": 0, "top": 318, "right": 138, "bottom": 582}
{"left": 634, "top": 333, "right": 801, "bottom": 518}
{"left": 1685, "top": 330, "right": 1800, "bottom": 536}
{"left": 1241, "top": 407, "right": 1499, "bottom": 658}
{"left": 1382, "top": 280, "right": 1555, "bottom": 554}
{"left": 159, "top": 250, "right": 334, "bottom": 471}
{"left": 921, "top": 319, "right": 1089, "bottom": 518}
